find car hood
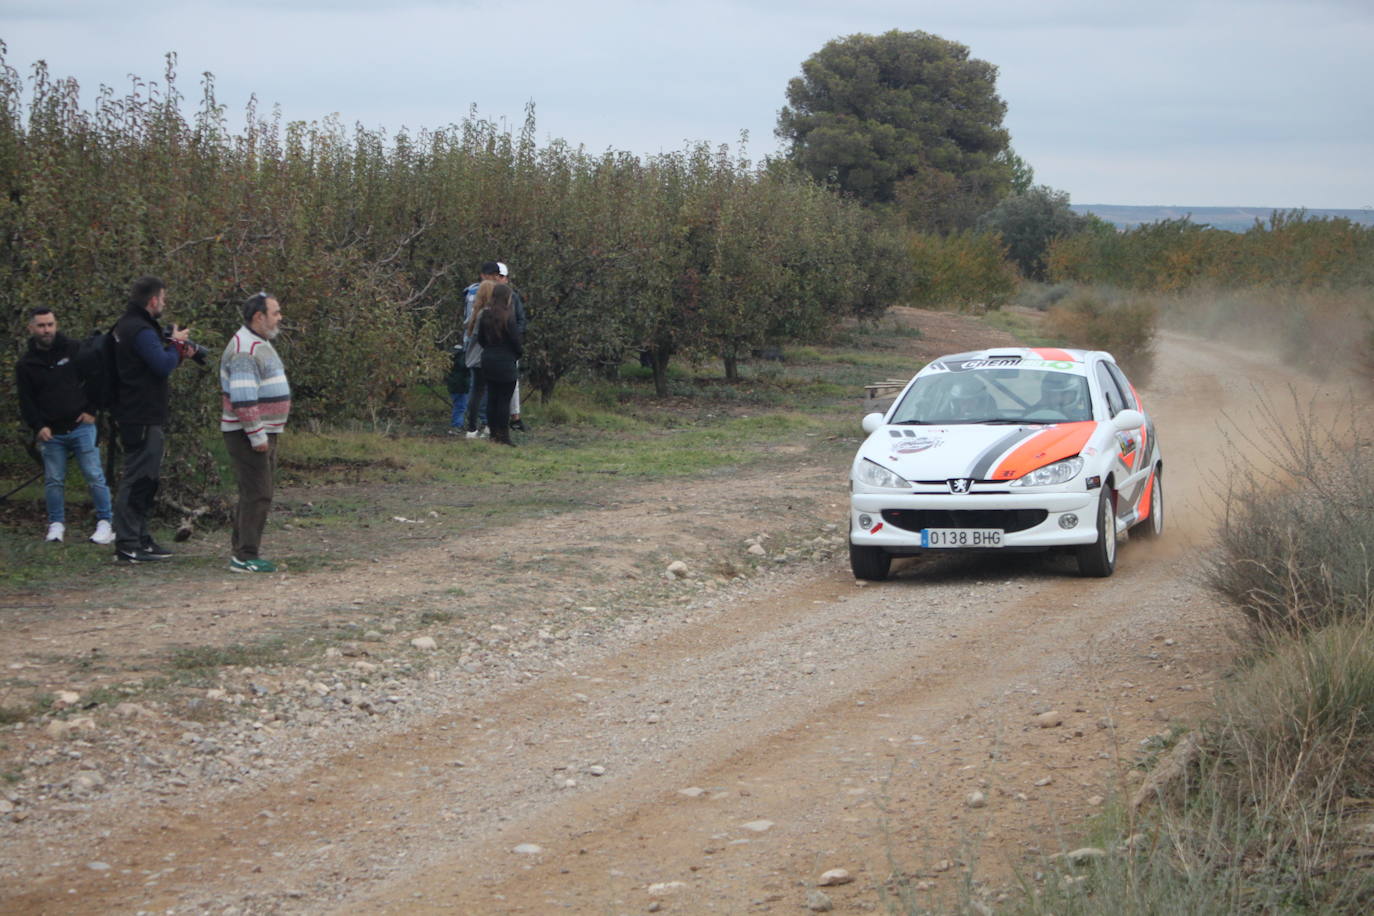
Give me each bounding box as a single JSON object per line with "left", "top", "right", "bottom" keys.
{"left": 859, "top": 421, "right": 1098, "bottom": 482}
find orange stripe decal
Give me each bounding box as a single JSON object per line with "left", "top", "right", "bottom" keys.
{"left": 990, "top": 422, "right": 1095, "bottom": 480}
{"left": 1032, "top": 348, "right": 1077, "bottom": 362}
{"left": 1136, "top": 471, "right": 1155, "bottom": 519}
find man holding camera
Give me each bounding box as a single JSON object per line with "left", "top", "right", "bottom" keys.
{"left": 219, "top": 292, "right": 290, "bottom": 574}
{"left": 111, "top": 276, "right": 196, "bottom": 564}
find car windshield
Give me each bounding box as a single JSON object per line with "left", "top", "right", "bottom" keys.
{"left": 889, "top": 370, "right": 1093, "bottom": 425}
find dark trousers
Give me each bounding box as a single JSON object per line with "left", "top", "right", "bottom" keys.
{"left": 112, "top": 423, "right": 164, "bottom": 552}
{"left": 223, "top": 431, "right": 278, "bottom": 560}
{"left": 486, "top": 377, "right": 516, "bottom": 443}
{"left": 464, "top": 366, "right": 488, "bottom": 432}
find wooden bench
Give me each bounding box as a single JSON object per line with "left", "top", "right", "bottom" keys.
{"left": 864, "top": 378, "right": 910, "bottom": 402}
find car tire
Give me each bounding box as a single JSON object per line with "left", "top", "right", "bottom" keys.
{"left": 1076, "top": 488, "right": 1117, "bottom": 578}
{"left": 849, "top": 541, "right": 891, "bottom": 581}
{"left": 1132, "top": 468, "right": 1164, "bottom": 540}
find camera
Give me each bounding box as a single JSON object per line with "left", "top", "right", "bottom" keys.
{"left": 164, "top": 326, "right": 209, "bottom": 366}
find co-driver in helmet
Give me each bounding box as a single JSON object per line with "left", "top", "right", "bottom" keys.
{"left": 1034, "top": 373, "right": 1083, "bottom": 417}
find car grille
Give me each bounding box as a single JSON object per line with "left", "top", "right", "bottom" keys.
{"left": 880, "top": 508, "right": 1049, "bottom": 533}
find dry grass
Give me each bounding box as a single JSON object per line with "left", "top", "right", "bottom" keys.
{"left": 943, "top": 390, "right": 1374, "bottom": 915}
{"left": 1204, "top": 390, "right": 1374, "bottom": 634}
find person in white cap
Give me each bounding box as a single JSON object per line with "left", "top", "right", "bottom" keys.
{"left": 461, "top": 260, "right": 528, "bottom": 433}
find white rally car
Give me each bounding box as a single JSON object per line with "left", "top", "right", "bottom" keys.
{"left": 849, "top": 347, "right": 1162, "bottom": 579}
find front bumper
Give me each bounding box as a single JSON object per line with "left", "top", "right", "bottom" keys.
{"left": 850, "top": 489, "right": 1100, "bottom": 552}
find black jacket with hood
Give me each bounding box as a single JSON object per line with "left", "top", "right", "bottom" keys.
{"left": 15, "top": 332, "right": 92, "bottom": 435}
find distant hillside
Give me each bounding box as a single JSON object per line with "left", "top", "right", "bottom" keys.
{"left": 1071, "top": 204, "right": 1374, "bottom": 233}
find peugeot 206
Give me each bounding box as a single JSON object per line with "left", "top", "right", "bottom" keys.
{"left": 848, "top": 347, "right": 1163, "bottom": 580}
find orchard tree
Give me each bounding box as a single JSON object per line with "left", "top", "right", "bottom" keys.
{"left": 776, "top": 29, "right": 1012, "bottom": 232}
{"left": 977, "top": 186, "right": 1110, "bottom": 280}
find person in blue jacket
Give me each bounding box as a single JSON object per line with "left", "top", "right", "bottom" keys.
{"left": 462, "top": 260, "right": 528, "bottom": 434}
{"left": 109, "top": 276, "right": 196, "bottom": 563}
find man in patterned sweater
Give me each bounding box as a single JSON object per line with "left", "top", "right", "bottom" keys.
{"left": 219, "top": 292, "right": 290, "bottom": 573}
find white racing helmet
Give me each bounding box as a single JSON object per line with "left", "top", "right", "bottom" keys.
{"left": 949, "top": 377, "right": 991, "bottom": 415}
{"left": 1040, "top": 372, "right": 1079, "bottom": 408}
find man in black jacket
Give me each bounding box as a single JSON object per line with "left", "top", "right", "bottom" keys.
{"left": 14, "top": 307, "right": 115, "bottom": 544}
{"left": 110, "top": 276, "right": 194, "bottom": 563}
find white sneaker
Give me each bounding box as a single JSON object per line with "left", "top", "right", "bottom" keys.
{"left": 90, "top": 520, "right": 115, "bottom": 544}
{"left": 479, "top": 426, "right": 491, "bottom": 439}
{"left": 465, "top": 429, "right": 480, "bottom": 439}
{"left": 45, "top": 522, "right": 65, "bottom": 542}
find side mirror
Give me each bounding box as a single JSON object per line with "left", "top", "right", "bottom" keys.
{"left": 1112, "top": 408, "right": 1145, "bottom": 431}
{"left": 861, "top": 412, "right": 885, "bottom": 435}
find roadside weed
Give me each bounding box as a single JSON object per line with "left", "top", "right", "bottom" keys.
{"left": 169, "top": 639, "right": 293, "bottom": 674}
{"left": 984, "top": 391, "right": 1374, "bottom": 915}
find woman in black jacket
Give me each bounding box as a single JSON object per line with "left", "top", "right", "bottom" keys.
{"left": 477, "top": 284, "right": 524, "bottom": 445}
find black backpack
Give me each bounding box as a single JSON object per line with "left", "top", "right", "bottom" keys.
{"left": 74, "top": 326, "right": 120, "bottom": 410}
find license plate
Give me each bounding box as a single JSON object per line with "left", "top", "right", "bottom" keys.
{"left": 921, "top": 528, "right": 1004, "bottom": 548}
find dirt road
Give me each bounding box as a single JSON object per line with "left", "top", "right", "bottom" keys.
{"left": 1, "top": 329, "right": 1349, "bottom": 914}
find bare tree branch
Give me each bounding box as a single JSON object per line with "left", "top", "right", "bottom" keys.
{"left": 402, "top": 262, "right": 454, "bottom": 308}
{"left": 164, "top": 234, "right": 222, "bottom": 258}
{"left": 379, "top": 220, "right": 430, "bottom": 267}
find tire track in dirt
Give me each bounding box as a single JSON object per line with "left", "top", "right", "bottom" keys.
{"left": 349, "top": 562, "right": 1218, "bottom": 915}
{"left": 4, "top": 328, "right": 1364, "bottom": 914}
{"left": 3, "top": 551, "right": 1212, "bottom": 915}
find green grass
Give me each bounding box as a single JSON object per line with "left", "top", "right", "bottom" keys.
{"left": 169, "top": 638, "right": 293, "bottom": 673}
{"left": 0, "top": 308, "right": 1019, "bottom": 589}
{"left": 278, "top": 409, "right": 827, "bottom": 491}
{"left": 982, "top": 307, "right": 1063, "bottom": 348}
{"left": 0, "top": 702, "right": 43, "bottom": 725}
{"left": 0, "top": 522, "right": 118, "bottom": 586}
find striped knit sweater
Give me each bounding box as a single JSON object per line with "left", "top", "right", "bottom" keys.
{"left": 220, "top": 327, "right": 291, "bottom": 447}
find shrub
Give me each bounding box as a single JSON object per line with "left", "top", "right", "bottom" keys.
{"left": 1046, "top": 211, "right": 1374, "bottom": 292}
{"left": 1018, "top": 621, "right": 1374, "bottom": 914}
{"left": 994, "top": 391, "right": 1374, "bottom": 916}
{"left": 1012, "top": 280, "right": 1074, "bottom": 312}
{"left": 1043, "top": 287, "right": 1156, "bottom": 382}
{"left": 907, "top": 230, "right": 1018, "bottom": 310}
{"left": 976, "top": 185, "right": 1106, "bottom": 281}
{"left": 1003, "top": 405, "right": 1374, "bottom": 916}
{"left": 1088, "top": 620, "right": 1374, "bottom": 913}
{"left": 1204, "top": 392, "right": 1374, "bottom": 635}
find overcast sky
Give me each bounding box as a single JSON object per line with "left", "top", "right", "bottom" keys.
{"left": 3, "top": 0, "right": 1371, "bottom": 209}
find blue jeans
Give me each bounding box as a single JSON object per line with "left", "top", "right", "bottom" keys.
{"left": 41, "top": 422, "right": 113, "bottom": 524}
{"left": 450, "top": 392, "right": 469, "bottom": 428}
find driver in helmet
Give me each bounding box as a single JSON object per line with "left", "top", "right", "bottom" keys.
{"left": 1035, "top": 373, "right": 1083, "bottom": 416}
{"left": 948, "top": 377, "right": 995, "bottom": 420}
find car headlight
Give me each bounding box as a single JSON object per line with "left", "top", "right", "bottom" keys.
{"left": 1008, "top": 456, "right": 1085, "bottom": 488}
{"left": 855, "top": 458, "right": 911, "bottom": 489}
